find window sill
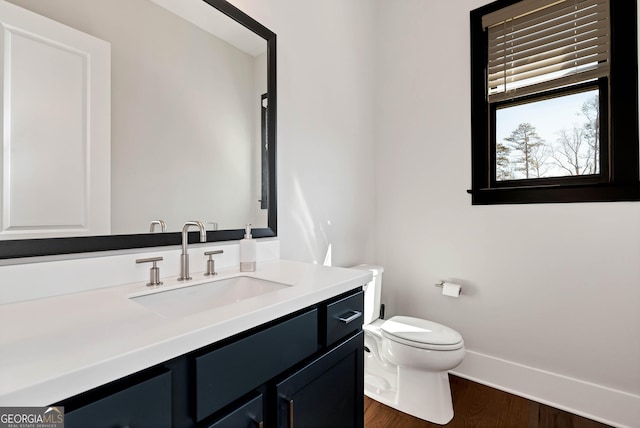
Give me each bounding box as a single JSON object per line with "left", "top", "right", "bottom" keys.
{"left": 467, "top": 183, "right": 640, "bottom": 205}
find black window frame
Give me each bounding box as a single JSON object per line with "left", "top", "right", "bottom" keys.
{"left": 469, "top": 0, "right": 640, "bottom": 204}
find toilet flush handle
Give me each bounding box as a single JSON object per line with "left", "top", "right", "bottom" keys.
{"left": 338, "top": 310, "right": 362, "bottom": 324}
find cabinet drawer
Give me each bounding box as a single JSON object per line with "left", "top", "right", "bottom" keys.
{"left": 195, "top": 309, "right": 318, "bottom": 421}
{"left": 206, "top": 393, "right": 263, "bottom": 428}
{"left": 64, "top": 370, "right": 171, "bottom": 428}
{"left": 325, "top": 290, "right": 364, "bottom": 345}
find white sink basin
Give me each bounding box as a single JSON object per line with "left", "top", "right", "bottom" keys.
{"left": 130, "top": 276, "right": 290, "bottom": 317}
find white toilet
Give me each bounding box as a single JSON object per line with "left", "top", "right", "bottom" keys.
{"left": 353, "top": 265, "right": 465, "bottom": 425}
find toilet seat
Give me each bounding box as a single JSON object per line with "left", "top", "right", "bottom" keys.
{"left": 381, "top": 316, "right": 464, "bottom": 351}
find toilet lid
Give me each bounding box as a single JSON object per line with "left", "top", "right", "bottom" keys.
{"left": 381, "top": 316, "right": 463, "bottom": 350}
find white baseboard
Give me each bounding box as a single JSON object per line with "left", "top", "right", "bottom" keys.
{"left": 450, "top": 350, "right": 640, "bottom": 428}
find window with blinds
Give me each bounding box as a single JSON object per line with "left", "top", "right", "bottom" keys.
{"left": 469, "top": 0, "right": 639, "bottom": 205}
{"left": 484, "top": 0, "right": 609, "bottom": 103}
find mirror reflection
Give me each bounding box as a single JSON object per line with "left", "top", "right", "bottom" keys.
{"left": 2, "top": 0, "right": 269, "bottom": 239}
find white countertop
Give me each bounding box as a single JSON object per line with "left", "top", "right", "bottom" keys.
{"left": 0, "top": 259, "right": 371, "bottom": 406}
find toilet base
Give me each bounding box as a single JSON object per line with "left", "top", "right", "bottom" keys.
{"left": 364, "top": 352, "right": 454, "bottom": 425}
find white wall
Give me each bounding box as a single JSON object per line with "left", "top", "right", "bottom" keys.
{"left": 228, "top": 0, "right": 378, "bottom": 267}
{"left": 374, "top": 1, "right": 640, "bottom": 427}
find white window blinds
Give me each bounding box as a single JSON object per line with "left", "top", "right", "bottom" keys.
{"left": 483, "top": 0, "right": 610, "bottom": 103}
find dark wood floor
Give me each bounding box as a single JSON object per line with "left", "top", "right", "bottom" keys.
{"left": 364, "top": 375, "right": 612, "bottom": 428}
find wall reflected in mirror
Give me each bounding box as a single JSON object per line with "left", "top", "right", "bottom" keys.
{"left": 1, "top": 0, "right": 269, "bottom": 239}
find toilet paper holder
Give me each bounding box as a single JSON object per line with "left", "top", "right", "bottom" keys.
{"left": 435, "top": 281, "right": 463, "bottom": 294}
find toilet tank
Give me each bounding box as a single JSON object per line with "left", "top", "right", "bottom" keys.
{"left": 351, "top": 265, "right": 384, "bottom": 324}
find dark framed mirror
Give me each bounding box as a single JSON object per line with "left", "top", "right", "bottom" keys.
{"left": 0, "top": 0, "right": 276, "bottom": 259}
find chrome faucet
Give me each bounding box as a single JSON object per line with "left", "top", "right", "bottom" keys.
{"left": 178, "top": 221, "right": 206, "bottom": 281}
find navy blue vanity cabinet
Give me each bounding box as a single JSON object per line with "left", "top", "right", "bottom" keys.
{"left": 56, "top": 287, "right": 365, "bottom": 428}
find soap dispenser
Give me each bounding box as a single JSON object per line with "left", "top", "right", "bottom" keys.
{"left": 239, "top": 224, "right": 256, "bottom": 272}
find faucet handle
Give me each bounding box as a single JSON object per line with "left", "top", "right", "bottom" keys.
{"left": 149, "top": 220, "right": 166, "bottom": 233}
{"left": 204, "top": 250, "right": 223, "bottom": 276}
{"left": 136, "top": 256, "right": 163, "bottom": 287}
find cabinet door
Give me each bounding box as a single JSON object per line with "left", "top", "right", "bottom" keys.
{"left": 276, "top": 331, "right": 364, "bottom": 428}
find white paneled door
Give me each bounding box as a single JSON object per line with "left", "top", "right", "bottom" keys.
{"left": 0, "top": 0, "right": 110, "bottom": 239}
